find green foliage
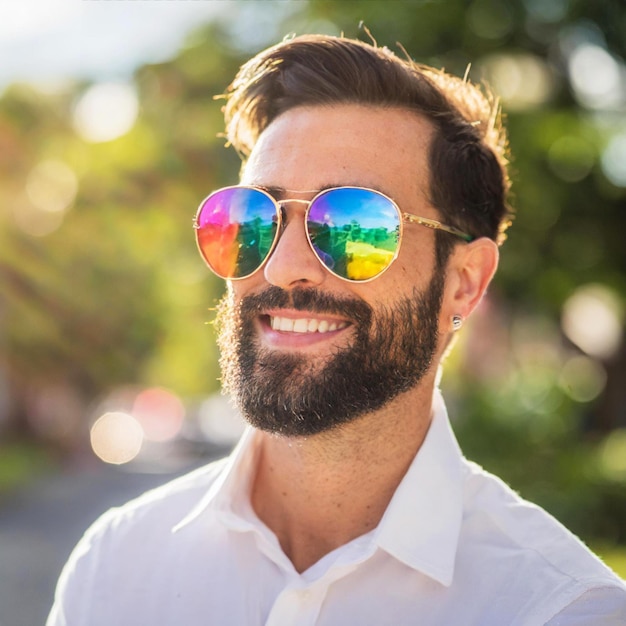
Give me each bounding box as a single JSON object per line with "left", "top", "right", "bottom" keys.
{"left": 0, "top": 24, "right": 243, "bottom": 425}
{"left": 592, "top": 543, "right": 626, "bottom": 579}
{"left": 447, "top": 378, "right": 626, "bottom": 544}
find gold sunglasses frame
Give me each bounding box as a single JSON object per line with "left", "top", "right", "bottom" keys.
{"left": 194, "top": 185, "right": 474, "bottom": 283}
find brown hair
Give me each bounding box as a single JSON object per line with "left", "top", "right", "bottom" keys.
{"left": 223, "top": 34, "right": 512, "bottom": 263}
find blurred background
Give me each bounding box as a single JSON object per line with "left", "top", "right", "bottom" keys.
{"left": 0, "top": 0, "right": 625, "bottom": 622}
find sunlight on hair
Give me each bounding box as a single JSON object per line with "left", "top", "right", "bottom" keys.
{"left": 561, "top": 284, "right": 623, "bottom": 360}
{"left": 73, "top": 82, "right": 139, "bottom": 143}
{"left": 90, "top": 411, "right": 144, "bottom": 465}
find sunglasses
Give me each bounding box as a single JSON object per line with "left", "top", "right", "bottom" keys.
{"left": 193, "top": 185, "right": 473, "bottom": 283}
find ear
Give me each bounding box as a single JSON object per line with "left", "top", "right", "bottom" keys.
{"left": 441, "top": 237, "right": 499, "bottom": 331}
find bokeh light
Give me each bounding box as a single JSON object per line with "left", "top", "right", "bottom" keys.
{"left": 478, "top": 53, "right": 555, "bottom": 111}
{"left": 90, "top": 411, "right": 144, "bottom": 465}
{"left": 132, "top": 387, "right": 185, "bottom": 443}
{"left": 467, "top": 0, "right": 514, "bottom": 40}
{"left": 510, "top": 320, "right": 564, "bottom": 415}
{"left": 559, "top": 355, "right": 607, "bottom": 403}
{"left": 73, "top": 82, "right": 139, "bottom": 142}
{"left": 198, "top": 394, "right": 246, "bottom": 446}
{"left": 561, "top": 284, "right": 623, "bottom": 360}
{"left": 11, "top": 159, "right": 78, "bottom": 236}
{"left": 601, "top": 133, "right": 626, "bottom": 187}
{"left": 523, "top": 0, "right": 568, "bottom": 23}
{"left": 26, "top": 159, "right": 78, "bottom": 214}
{"left": 547, "top": 136, "right": 595, "bottom": 182}
{"left": 11, "top": 194, "right": 64, "bottom": 237}
{"left": 599, "top": 429, "right": 626, "bottom": 481}
{"left": 567, "top": 43, "right": 625, "bottom": 110}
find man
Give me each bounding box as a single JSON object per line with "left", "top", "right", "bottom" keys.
{"left": 48, "top": 34, "right": 625, "bottom": 625}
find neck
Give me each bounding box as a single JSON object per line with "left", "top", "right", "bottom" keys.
{"left": 250, "top": 381, "right": 436, "bottom": 573}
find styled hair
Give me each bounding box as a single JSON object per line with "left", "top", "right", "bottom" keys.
{"left": 223, "top": 34, "right": 512, "bottom": 262}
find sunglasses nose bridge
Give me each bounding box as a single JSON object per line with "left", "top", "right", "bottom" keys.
{"left": 275, "top": 197, "right": 312, "bottom": 210}
{"left": 273, "top": 196, "right": 314, "bottom": 238}
{"left": 263, "top": 199, "right": 328, "bottom": 289}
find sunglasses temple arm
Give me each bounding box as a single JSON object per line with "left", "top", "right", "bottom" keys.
{"left": 403, "top": 213, "right": 474, "bottom": 243}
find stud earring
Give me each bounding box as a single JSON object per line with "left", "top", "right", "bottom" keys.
{"left": 452, "top": 315, "right": 463, "bottom": 331}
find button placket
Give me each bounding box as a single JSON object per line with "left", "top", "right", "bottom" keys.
{"left": 265, "top": 584, "right": 326, "bottom": 626}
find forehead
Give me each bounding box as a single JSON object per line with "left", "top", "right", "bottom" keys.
{"left": 241, "top": 104, "right": 435, "bottom": 199}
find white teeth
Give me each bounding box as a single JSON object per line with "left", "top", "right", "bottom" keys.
{"left": 293, "top": 318, "right": 309, "bottom": 333}
{"left": 279, "top": 317, "right": 293, "bottom": 332}
{"left": 270, "top": 316, "right": 348, "bottom": 334}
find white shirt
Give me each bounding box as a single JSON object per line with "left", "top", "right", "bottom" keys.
{"left": 48, "top": 390, "right": 626, "bottom": 625}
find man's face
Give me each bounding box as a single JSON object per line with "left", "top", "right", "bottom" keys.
{"left": 217, "top": 104, "right": 453, "bottom": 436}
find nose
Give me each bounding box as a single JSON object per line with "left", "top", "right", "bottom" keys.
{"left": 263, "top": 212, "right": 327, "bottom": 289}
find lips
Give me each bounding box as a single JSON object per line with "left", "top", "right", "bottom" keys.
{"left": 269, "top": 316, "right": 350, "bottom": 334}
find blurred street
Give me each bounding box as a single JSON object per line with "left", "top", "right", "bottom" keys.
{"left": 0, "top": 444, "right": 230, "bottom": 626}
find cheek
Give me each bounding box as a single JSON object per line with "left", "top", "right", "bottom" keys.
{"left": 372, "top": 255, "right": 434, "bottom": 294}
{"left": 227, "top": 274, "right": 263, "bottom": 301}
{"left": 396, "top": 233, "right": 438, "bottom": 279}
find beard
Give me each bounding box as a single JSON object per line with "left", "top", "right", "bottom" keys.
{"left": 216, "top": 272, "right": 444, "bottom": 437}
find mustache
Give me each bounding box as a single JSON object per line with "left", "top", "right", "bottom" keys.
{"left": 239, "top": 286, "right": 372, "bottom": 326}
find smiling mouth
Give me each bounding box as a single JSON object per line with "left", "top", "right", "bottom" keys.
{"left": 268, "top": 315, "right": 350, "bottom": 334}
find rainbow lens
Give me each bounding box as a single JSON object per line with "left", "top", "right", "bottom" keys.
{"left": 195, "top": 187, "right": 278, "bottom": 279}
{"left": 307, "top": 188, "right": 401, "bottom": 281}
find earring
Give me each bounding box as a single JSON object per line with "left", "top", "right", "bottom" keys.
{"left": 452, "top": 315, "right": 463, "bottom": 331}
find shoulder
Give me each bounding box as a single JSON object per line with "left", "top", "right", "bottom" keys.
{"left": 106, "top": 457, "right": 228, "bottom": 543}
{"left": 47, "top": 457, "right": 230, "bottom": 625}
{"left": 89, "top": 457, "right": 228, "bottom": 535}
{"left": 459, "top": 460, "right": 626, "bottom": 622}
{"left": 59, "top": 456, "right": 230, "bottom": 578}
{"left": 546, "top": 586, "right": 626, "bottom": 625}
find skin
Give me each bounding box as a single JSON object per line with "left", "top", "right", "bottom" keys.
{"left": 230, "top": 104, "right": 499, "bottom": 573}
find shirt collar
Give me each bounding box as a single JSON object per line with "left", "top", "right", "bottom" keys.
{"left": 172, "top": 389, "right": 464, "bottom": 587}
{"left": 172, "top": 425, "right": 261, "bottom": 533}
{"left": 375, "top": 387, "right": 464, "bottom": 586}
